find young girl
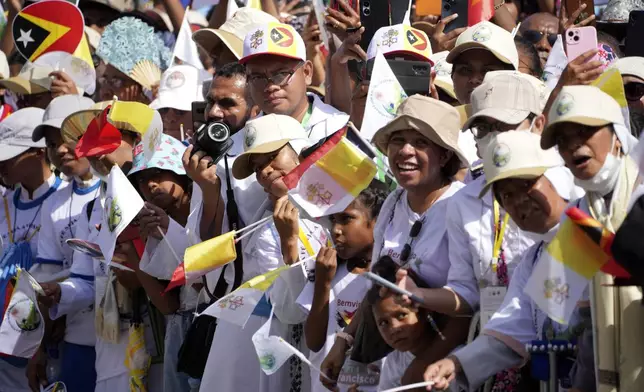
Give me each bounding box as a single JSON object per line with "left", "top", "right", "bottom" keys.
{"left": 200, "top": 114, "right": 323, "bottom": 392}
{"left": 296, "top": 183, "right": 389, "bottom": 392}
{"left": 368, "top": 257, "right": 437, "bottom": 390}
{"left": 126, "top": 134, "right": 199, "bottom": 392}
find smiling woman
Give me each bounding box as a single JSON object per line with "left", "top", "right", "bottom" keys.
{"left": 366, "top": 95, "right": 471, "bottom": 385}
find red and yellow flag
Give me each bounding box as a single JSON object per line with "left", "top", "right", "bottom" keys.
{"left": 12, "top": 0, "right": 84, "bottom": 62}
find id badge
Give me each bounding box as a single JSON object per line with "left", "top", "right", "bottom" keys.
{"left": 479, "top": 286, "right": 507, "bottom": 329}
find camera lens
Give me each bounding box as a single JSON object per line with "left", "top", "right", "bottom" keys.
{"left": 574, "top": 35, "right": 579, "bottom": 41}
{"left": 568, "top": 31, "right": 574, "bottom": 37}
{"left": 444, "top": 3, "right": 451, "bottom": 10}
{"left": 363, "top": 1, "right": 370, "bottom": 8}
{"left": 207, "top": 122, "right": 230, "bottom": 142}
{"left": 363, "top": 7, "right": 370, "bottom": 15}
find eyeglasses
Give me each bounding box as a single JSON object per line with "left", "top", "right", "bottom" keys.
{"left": 471, "top": 121, "right": 508, "bottom": 140}
{"left": 400, "top": 219, "right": 423, "bottom": 264}
{"left": 521, "top": 30, "right": 558, "bottom": 46}
{"left": 624, "top": 82, "right": 644, "bottom": 102}
{"left": 247, "top": 62, "right": 304, "bottom": 88}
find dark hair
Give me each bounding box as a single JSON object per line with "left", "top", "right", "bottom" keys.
{"left": 355, "top": 180, "right": 390, "bottom": 219}
{"left": 366, "top": 256, "right": 401, "bottom": 305}
{"left": 514, "top": 35, "right": 543, "bottom": 77}
{"left": 215, "top": 62, "right": 247, "bottom": 79}
{"left": 597, "top": 31, "right": 624, "bottom": 58}
{"left": 442, "top": 153, "right": 462, "bottom": 179}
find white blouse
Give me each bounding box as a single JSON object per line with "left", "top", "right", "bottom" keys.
{"left": 372, "top": 182, "right": 465, "bottom": 287}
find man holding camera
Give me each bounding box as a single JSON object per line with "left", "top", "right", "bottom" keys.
{"left": 239, "top": 21, "right": 349, "bottom": 143}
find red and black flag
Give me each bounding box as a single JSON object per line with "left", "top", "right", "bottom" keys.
{"left": 12, "top": 0, "right": 84, "bottom": 62}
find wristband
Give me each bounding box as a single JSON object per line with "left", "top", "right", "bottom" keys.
{"left": 336, "top": 331, "right": 354, "bottom": 347}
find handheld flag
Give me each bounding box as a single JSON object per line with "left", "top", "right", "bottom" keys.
{"left": 108, "top": 101, "right": 163, "bottom": 164}
{"left": 200, "top": 263, "right": 294, "bottom": 327}
{"left": 96, "top": 166, "right": 145, "bottom": 266}
{"left": 591, "top": 68, "right": 631, "bottom": 135}
{"left": 524, "top": 210, "right": 612, "bottom": 324}
{"left": 282, "top": 128, "right": 377, "bottom": 218}
{"left": 361, "top": 51, "right": 408, "bottom": 142}
{"left": 74, "top": 106, "right": 121, "bottom": 158}
{"left": 0, "top": 269, "right": 44, "bottom": 358}
{"left": 172, "top": 7, "right": 204, "bottom": 70}
{"left": 12, "top": 0, "right": 84, "bottom": 62}
{"left": 468, "top": 0, "right": 495, "bottom": 26}
{"left": 165, "top": 231, "right": 237, "bottom": 292}
{"left": 565, "top": 207, "right": 630, "bottom": 278}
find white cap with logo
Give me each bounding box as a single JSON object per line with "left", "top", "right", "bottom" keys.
{"left": 446, "top": 21, "right": 519, "bottom": 70}
{"left": 232, "top": 114, "right": 310, "bottom": 179}
{"left": 479, "top": 130, "right": 563, "bottom": 198}
{"left": 150, "top": 65, "right": 205, "bottom": 112}
{"left": 367, "top": 24, "right": 433, "bottom": 63}
{"left": 463, "top": 70, "right": 543, "bottom": 130}
{"left": 0, "top": 107, "right": 46, "bottom": 162}
{"left": 542, "top": 85, "right": 624, "bottom": 149}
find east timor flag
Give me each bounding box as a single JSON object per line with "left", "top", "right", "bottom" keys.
{"left": 12, "top": 0, "right": 84, "bottom": 62}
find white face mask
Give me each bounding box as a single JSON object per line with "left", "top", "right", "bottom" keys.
{"left": 573, "top": 135, "right": 621, "bottom": 196}
{"left": 475, "top": 117, "right": 537, "bottom": 158}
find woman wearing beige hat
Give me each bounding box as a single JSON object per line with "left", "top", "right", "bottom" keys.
{"left": 540, "top": 85, "right": 643, "bottom": 392}
{"left": 320, "top": 95, "right": 470, "bottom": 389}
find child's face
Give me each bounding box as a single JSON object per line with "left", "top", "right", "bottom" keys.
{"left": 251, "top": 145, "right": 300, "bottom": 199}
{"left": 135, "top": 168, "right": 187, "bottom": 210}
{"left": 373, "top": 296, "right": 424, "bottom": 353}
{"left": 330, "top": 199, "right": 374, "bottom": 260}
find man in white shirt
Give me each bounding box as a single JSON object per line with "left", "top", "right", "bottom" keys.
{"left": 239, "top": 21, "right": 349, "bottom": 143}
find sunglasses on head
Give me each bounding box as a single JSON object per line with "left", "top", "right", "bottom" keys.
{"left": 624, "top": 82, "right": 644, "bottom": 102}
{"left": 521, "top": 30, "right": 558, "bottom": 46}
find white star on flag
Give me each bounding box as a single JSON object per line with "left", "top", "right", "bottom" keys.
{"left": 16, "top": 29, "right": 34, "bottom": 48}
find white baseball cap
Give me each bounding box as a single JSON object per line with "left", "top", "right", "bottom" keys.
{"left": 463, "top": 71, "right": 543, "bottom": 130}
{"left": 0, "top": 108, "right": 46, "bottom": 161}
{"left": 367, "top": 24, "right": 433, "bottom": 63}
{"left": 192, "top": 8, "right": 278, "bottom": 60}
{"left": 240, "top": 22, "right": 306, "bottom": 64}
{"left": 612, "top": 56, "right": 644, "bottom": 81}
{"left": 149, "top": 65, "right": 205, "bottom": 112}
{"left": 232, "top": 114, "right": 309, "bottom": 179}
{"left": 32, "top": 96, "right": 96, "bottom": 142}
{"left": 479, "top": 130, "right": 563, "bottom": 198}
{"left": 430, "top": 51, "right": 455, "bottom": 99}
{"left": 542, "top": 85, "right": 624, "bottom": 149}
{"left": 446, "top": 21, "right": 519, "bottom": 70}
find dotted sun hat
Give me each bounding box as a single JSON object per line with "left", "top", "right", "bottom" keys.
{"left": 97, "top": 16, "right": 172, "bottom": 91}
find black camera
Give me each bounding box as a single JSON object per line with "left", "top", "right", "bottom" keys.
{"left": 192, "top": 121, "right": 234, "bottom": 165}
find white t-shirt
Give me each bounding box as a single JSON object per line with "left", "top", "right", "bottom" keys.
{"left": 32, "top": 178, "right": 101, "bottom": 282}
{"left": 378, "top": 351, "right": 415, "bottom": 391}
{"left": 372, "top": 182, "right": 465, "bottom": 288}
{"left": 0, "top": 175, "right": 64, "bottom": 264}
{"left": 445, "top": 176, "right": 534, "bottom": 310}
{"left": 296, "top": 265, "right": 370, "bottom": 392}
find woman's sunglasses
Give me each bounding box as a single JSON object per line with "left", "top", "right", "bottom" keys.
{"left": 521, "top": 30, "right": 558, "bottom": 46}
{"left": 624, "top": 82, "right": 644, "bottom": 102}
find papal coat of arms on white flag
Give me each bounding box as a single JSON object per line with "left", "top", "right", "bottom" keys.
{"left": 0, "top": 269, "right": 44, "bottom": 358}
{"left": 360, "top": 50, "right": 408, "bottom": 141}
{"left": 97, "top": 165, "right": 144, "bottom": 266}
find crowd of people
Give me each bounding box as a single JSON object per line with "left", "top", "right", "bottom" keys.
{"left": 0, "top": 0, "right": 643, "bottom": 391}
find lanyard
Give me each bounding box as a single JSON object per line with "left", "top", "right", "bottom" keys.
{"left": 491, "top": 200, "right": 510, "bottom": 274}
{"left": 301, "top": 101, "right": 313, "bottom": 129}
